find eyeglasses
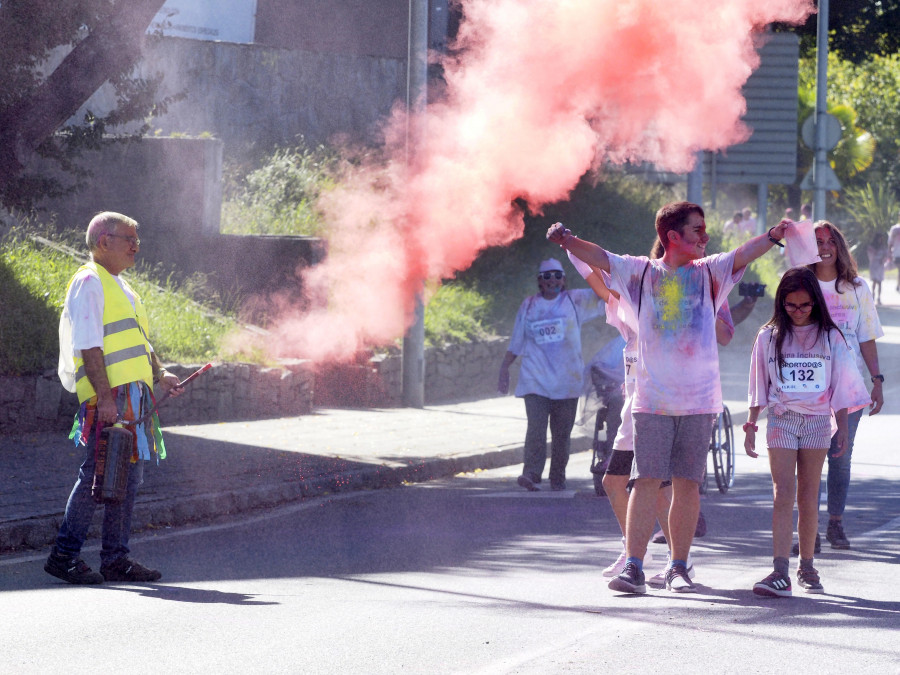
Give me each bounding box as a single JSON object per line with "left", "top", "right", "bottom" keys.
{"left": 784, "top": 301, "right": 814, "bottom": 313}
{"left": 105, "top": 233, "right": 140, "bottom": 247}
{"left": 538, "top": 271, "right": 564, "bottom": 280}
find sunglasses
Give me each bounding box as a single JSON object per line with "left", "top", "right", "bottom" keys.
{"left": 538, "top": 271, "right": 564, "bottom": 280}
{"left": 784, "top": 301, "right": 814, "bottom": 313}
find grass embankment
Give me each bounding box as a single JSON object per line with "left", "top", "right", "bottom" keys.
{"left": 0, "top": 234, "right": 237, "bottom": 376}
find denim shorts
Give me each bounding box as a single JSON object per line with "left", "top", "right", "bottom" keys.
{"left": 632, "top": 412, "right": 716, "bottom": 483}
{"left": 766, "top": 410, "right": 832, "bottom": 450}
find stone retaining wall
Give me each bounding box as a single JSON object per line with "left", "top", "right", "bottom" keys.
{"left": 373, "top": 337, "right": 512, "bottom": 406}
{"left": 0, "top": 338, "right": 514, "bottom": 434}
{"left": 0, "top": 362, "right": 315, "bottom": 435}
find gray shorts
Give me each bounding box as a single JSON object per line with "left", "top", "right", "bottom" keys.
{"left": 767, "top": 410, "right": 832, "bottom": 450}
{"left": 632, "top": 412, "right": 716, "bottom": 484}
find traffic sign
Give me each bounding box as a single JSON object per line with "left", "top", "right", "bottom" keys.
{"left": 801, "top": 113, "right": 842, "bottom": 150}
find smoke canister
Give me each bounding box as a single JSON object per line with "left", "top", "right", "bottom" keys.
{"left": 91, "top": 423, "right": 134, "bottom": 504}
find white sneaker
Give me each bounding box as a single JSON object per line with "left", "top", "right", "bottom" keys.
{"left": 602, "top": 549, "right": 627, "bottom": 577}
{"left": 648, "top": 553, "right": 695, "bottom": 588}
{"left": 603, "top": 540, "right": 652, "bottom": 578}
{"left": 602, "top": 538, "right": 627, "bottom": 578}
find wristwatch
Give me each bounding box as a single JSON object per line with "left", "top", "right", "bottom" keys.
{"left": 871, "top": 374, "right": 885, "bottom": 383}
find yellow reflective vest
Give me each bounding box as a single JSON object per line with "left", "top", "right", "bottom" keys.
{"left": 72, "top": 262, "right": 154, "bottom": 403}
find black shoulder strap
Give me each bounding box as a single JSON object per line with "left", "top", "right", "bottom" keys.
{"left": 637, "top": 261, "right": 650, "bottom": 317}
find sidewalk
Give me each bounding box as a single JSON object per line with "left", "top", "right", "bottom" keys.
{"left": 0, "top": 395, "right": 592, "bottom": 555}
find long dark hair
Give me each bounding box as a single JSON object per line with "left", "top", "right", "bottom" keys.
{"left": 765, "top": 267, "right": 843, "bottom": 379}
{"left": 807, "top": 221, "right": 860, "bottom": 294}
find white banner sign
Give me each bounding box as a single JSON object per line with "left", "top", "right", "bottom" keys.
{"left": 150, "top": 0, "right": 257, "bottom": 44}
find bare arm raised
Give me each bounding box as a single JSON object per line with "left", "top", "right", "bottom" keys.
{"left": 732, "top": 219, "right": 790, "bottom": 272}
{"left": 546, "top": 222, "right": 611, "bottom": 273}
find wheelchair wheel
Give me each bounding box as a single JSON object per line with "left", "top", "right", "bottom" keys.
{"left": 711, "top": 406, "right": 735, "bottom": 493}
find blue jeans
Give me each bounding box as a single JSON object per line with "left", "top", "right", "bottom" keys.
{"left": 522, "top": 394, "right": 577, "bottom": 487}
{"left": 55, "top": 431, "right": 144, "bottom": 565}
{"left": 823, "top": 407, "right": 864, "bottom": 518}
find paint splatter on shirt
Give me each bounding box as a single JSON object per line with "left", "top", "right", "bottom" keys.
{"left": 607, "top": 251, "right": 743, "bottom": 415}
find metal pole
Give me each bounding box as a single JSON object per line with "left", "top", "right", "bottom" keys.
{"left": 756, "top": 183, "right": 768, "bottom": 235}
{"left": 402, "top": 0, "right": 429, "bottom": 408}
{"left": 812, "top": 0, "right": 829, "bottom": 221}
{"left": 686, "top": 151, "right": 703, "bottom": 205}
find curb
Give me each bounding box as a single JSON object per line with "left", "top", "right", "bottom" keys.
{"left": 0, "top": 443, "right": 558, "bottom": 555}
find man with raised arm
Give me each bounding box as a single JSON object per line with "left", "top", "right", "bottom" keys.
{"left": 547, "top": 201, "right": 788, "bottom": 594}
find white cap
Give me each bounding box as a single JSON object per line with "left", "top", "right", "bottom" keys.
{"left": 539, "top": 258, "right": 564, "bottom": 273}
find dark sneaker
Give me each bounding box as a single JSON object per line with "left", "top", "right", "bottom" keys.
{"left": 792, "top": 532, "right": 821, "bottom": 556}
{"left": 100, "top": 557, "right": 162, "bottom": 582}
{"left": 550, "top": 481, "right": 567, "bottom": 491}
{"left": 826, "top": 520, "right": 850, "bottom": 549}
{"left": 608, "top": 561, "right": 646, "bottom": 594}
{"left": 796, "top": 566, "right": 824, "bottom": 594}
{"left": 44, "top": 548, "right": 104, "bottom": 585}
{"left": 665, "top": 563, "right": 696, "bottom": 593}
{"left": 753, "top": 570, "right": 792, "bottom": 598}
{"left": 517, "top": 474, "right": 540, "bottom": 492}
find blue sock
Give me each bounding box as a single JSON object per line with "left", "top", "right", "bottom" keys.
{"left": 625, "top": 556, "right": 643, "bottom": 571}
{"left": 671, "top": 559, "right": 687, "bottom": 569}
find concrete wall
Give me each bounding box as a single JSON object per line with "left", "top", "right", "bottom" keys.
{"left": 74, "top": 36, "right": 406, "bottom": 151}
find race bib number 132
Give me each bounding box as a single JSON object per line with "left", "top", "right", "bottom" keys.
{"left": 779, "top": 357, "right": 826, "bottom": 392}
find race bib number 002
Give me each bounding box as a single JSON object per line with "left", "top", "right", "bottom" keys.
{"left": 779, "top": 357, "right": 826, "bottom": 392}
{"left": 530, "top": 318, "right": 565, "bottom": 344}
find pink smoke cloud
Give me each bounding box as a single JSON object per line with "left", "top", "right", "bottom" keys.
{"left": 260, "top": 0, "right": 814, "bottom": 363}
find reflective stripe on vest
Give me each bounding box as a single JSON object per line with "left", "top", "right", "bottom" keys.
{"left": 72, "top": 262, "right": 154, "bottom": 403}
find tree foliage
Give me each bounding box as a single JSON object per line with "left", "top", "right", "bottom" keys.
{"left": 0, "top": 0, "right": 171, "bottom": 211}
{"left": 800, "top": 54, "right": 900, "bottom": 187}
{"left": 841, "top": 182, "right": 899, "bottom": 245}
{"left": 786, "top": 0, "right": 900, "bottom": 64}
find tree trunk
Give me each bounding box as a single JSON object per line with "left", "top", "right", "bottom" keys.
{"left": 0, "top": 0, "right": 167, "bottom": 185}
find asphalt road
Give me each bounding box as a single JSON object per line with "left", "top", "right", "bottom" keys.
{"left": 2, "top": 423, "right": 899, "bottom": 674}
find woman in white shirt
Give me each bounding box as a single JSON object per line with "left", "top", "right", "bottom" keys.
{"left": 807, "top": 222, "right": 884, "bottom": 551}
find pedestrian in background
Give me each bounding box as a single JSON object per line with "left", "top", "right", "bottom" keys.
{"left": 744, "top": 267, "right": 869, "bottom": 597}
{"left": 497, "top": 258, "right": 604, "bottom": 491}
{"left": 806, "top": 221, "right": 884, "bottom": 551}
{"left": 866, "top": 231, "right": 889, "bottom": 305}
{"left": 888, "top": 219, "right": 900, "bottom": 291}
{"left": 46, "top": 212, "right": 183, "bottom": 585}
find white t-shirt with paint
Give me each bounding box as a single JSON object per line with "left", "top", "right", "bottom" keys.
{"left": 606, "top": 251, "right": 743, "bottom": 416}
{"left": 748, "top": 323, "right": 870, "bottom": 417}
{"left": 817, "top": 276, "right": 883, "bottom": 375}
{"left": 508, "top": 288, "right": 604, "bottom": 400}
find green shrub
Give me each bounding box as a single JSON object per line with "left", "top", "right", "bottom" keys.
{"left": 424, "top": 283, "right": 492, "bottom": 346}
{"left": 220, "top": 143, "right": 337, "bottom": 236}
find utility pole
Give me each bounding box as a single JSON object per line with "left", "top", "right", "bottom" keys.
{"left": 812, "top": 0, "right": 831, "bottom": 221}
{"left": 402, "top": 0, "right": 429, "bottom": 408}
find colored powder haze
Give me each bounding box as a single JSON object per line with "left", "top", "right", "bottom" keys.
{"left": 251, "top": 0, "right": 814, "bottom": 363}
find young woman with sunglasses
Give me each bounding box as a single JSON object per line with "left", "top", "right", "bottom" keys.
{"left": 744, "top": 267, "right": 869, "bottom": 597}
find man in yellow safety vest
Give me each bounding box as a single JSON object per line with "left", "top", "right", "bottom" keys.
{"left": 45, "top": 212, "right": 183, "bottom": 585}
